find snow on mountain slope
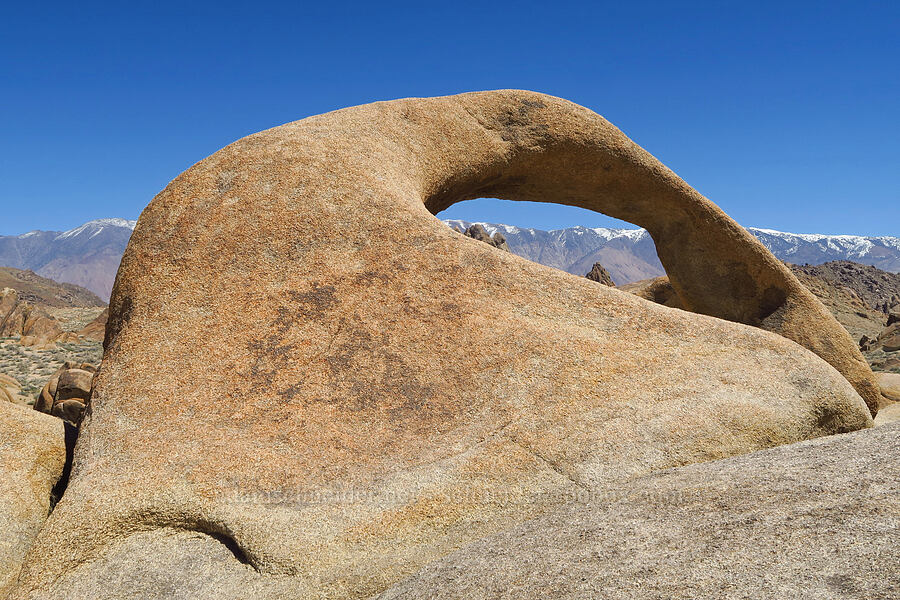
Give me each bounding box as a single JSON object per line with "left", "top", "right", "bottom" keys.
{"left": 446, "top": 220, "right": 663, "bottom": 284}
{"left": 445, "top": 220, "right": 900, "bottom": 282}
{"left": 53, "top": 218, "right": 137, "bottom": 241}
{"left": 0, "top": 219, "right": 137, "bottom": 301}
{"left": 746, "top": 228, "right": 900, "bottom": 272}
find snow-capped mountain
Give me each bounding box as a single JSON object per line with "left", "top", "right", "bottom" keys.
{"left": 0, "top": 219, "right": 137, "bottom": 301}
{"left": 446, "top": 220, "right": 900, "bottom": 284}
{"left": 745, "top": 228, "right": 900, "bottom": 273}
{"left": 445, "top": 220, "right": 665, "bottom": 284}
{"left": 49, "top": 218, "right": 137, "bottom": 241}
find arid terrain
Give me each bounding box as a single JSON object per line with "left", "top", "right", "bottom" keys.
{"left": 0, "top": 268, "right": 105, "bottom": 405}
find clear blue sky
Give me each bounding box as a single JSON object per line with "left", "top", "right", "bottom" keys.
{"left": 1, "top": 1, "right": 897, "bottom": 236}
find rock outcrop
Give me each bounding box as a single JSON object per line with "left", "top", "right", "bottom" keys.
{"left": 8, "top": 91, "right": 878, "bottom": 598}
{"left": 789, "top": 260, "right": 900, "bottom": 316}
{"left": 377, "top": 423, "right": 900, "bottom": 600}
{"left": 617, "top": 275, "right": 684, "bottom": 309}
{"left": 877, "top": 323, "right": 900, "bottom": 352}
{"left": 878, "top": 372, "right": 900, "bottom": 403}
{"left": 454, "top": 223, "right": 511, "bottom": 252}
{"left": 0, "top": 288, "right": 64, "bottom": 347}
{"left": 0, "top": 404, "right": 67, "bottom": 596}
{"left": 0, "top": 268, "right": 106, "bottom": 309}
{"left": 874, "top": 402, "right": 900, "bottom": 426}
{"left": 76, "top": 308, "right": 108, "bottom": 342}
{"left": 33, "top": 363, "right": 97, "bottom": 425}
{"left": 872, "top": 355, "right": 900, "bottom": 372}
{"left": 584, "top": 262, "right": 614, "bottom": 286}
{"left": 789, "top": 263, "right": 888, "bottom": 342}
{"left": 0, "top": 374, "right": 23, "bottom": 404}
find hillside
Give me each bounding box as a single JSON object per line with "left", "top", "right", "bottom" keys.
{"left": 0, "top": 267, "right": 105, "bottom": 308}
{"left": 789, "top": 260, "right": 900, "bottom": 313}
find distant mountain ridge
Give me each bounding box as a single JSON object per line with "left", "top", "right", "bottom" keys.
{"left": 0, "top": 219, "right": 136, "bottom": 300}
{"left": 444, "top": 220, "right": 900, "bottom": 284}
{"left": 0, "top": 267, "right": 105, "bottom": 308}
{"left": 1, "top": 218, "right": 897, "bottom": 298}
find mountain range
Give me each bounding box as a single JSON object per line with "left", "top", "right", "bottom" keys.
{"left": 445, "top": 220, "right": 900, "bottom": 285}
{"left": 0, "top": 219, "right": 135, "bottom": 301}
{"left": 0, "top": 217, "right": 898, "bottom": 299}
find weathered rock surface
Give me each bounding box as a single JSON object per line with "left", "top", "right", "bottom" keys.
{"left": 878, "top": 323, "right": 900, "bottom": 352}
{"left": 8, "top": 91, "right": 878, "bottom": 598}
{"left": 584, "top": 262, "right": 614, "bottom": 286}
{"left": 0, "top": 289, "right": 63, "bottom": 347}
{"left": 0, "top": 374, "right": 23, "bottom": 404}
{"left": 626, "top": 266, "right": 900, "bottom": 376}
{"left": 0, "top": 403, "right": 67, "bottom": 596}
{"left": 378, "top": 423, "right": 900, "bottom": 600}
{"left": 76, "top": 308, "right": 108, "bottom": 342}
{"left": 33, "top": 363, "right": 97, "bottom": 425}
{"left": 457, "top": 223, "right": 510, "bottom": 252}
{"left": 789, "top": 260, "right": 900, "bottom": 316}
{"left": 879, "top": 372, "right": 900, "bottom": 403}
{"left": 618, "top": 275, "right": 684, "bottom": 309}
{"left": 874, "top": 402, "right": 900, "bottom": 426}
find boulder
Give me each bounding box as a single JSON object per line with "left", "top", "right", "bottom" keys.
{"left": 33, "top": 363, "right": 96, "bottom": 425}
{"left": 0, "top": 374, "right": 21, "bottom": 404}
{"left": 0, "top": 288, "right": 63, "bottom": 346}
{"left": 0, "top": 403, "right": 67, "bottom": 596}
{"left": 33, "top": 383, "right": 54, "bottom": 414}
{"left": 51, "top": 400, "right": 88, "bottom": 424}
{"left": 585, "top": 262, "right": 614, "bottom": 286}
{"left": 878, "top": 322, "right": 900, "bottom": 352}
{"left": 618, "top": 275, "right": 684, "bottom": 309}
{"left": 0, "top": 387, "right": 14, "bottom": 404}
{"left": 871, "top": 355, "right": 900, "bottom": 371}
{"left": 8, "top": 91, "right": 878, "bottom": 598}
{"left": 461, "top": 224, "right": 510, "bottom": 252}
{"left": 874, "top": 402, "right": 900, "bottom": 426}
{"left": 859, "top": 334, "right": 875, "bottom": 351}
{"left": 878, "top": 372, "right": 900, "bottom": 403}
{"left": 55, "top": 369, "right": 94, "bottom": 402}
{"left": 377, "top": 423, "right": 900, "bottom": 600}
{"left": 77, "top": 308, "right": 108, "bottom": 341}
{"left": 22, "top": 310, "right": 64, "bottom": 343}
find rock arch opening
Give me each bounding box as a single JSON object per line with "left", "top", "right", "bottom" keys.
{"left": 416, "top": 91, "right": 878, "bottom": 413}
{"left": 435, "top": 198, "right": 668, "bottom": 288}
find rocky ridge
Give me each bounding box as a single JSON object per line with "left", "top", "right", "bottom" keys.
{"left": 0, "top": 267, "right": 105, "bottom": 309}
{"left": 789, "top": 260, "right": 900, "bottom": 316}
{"left": 585, "top": 262, "right": 614, "bottom": 286}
